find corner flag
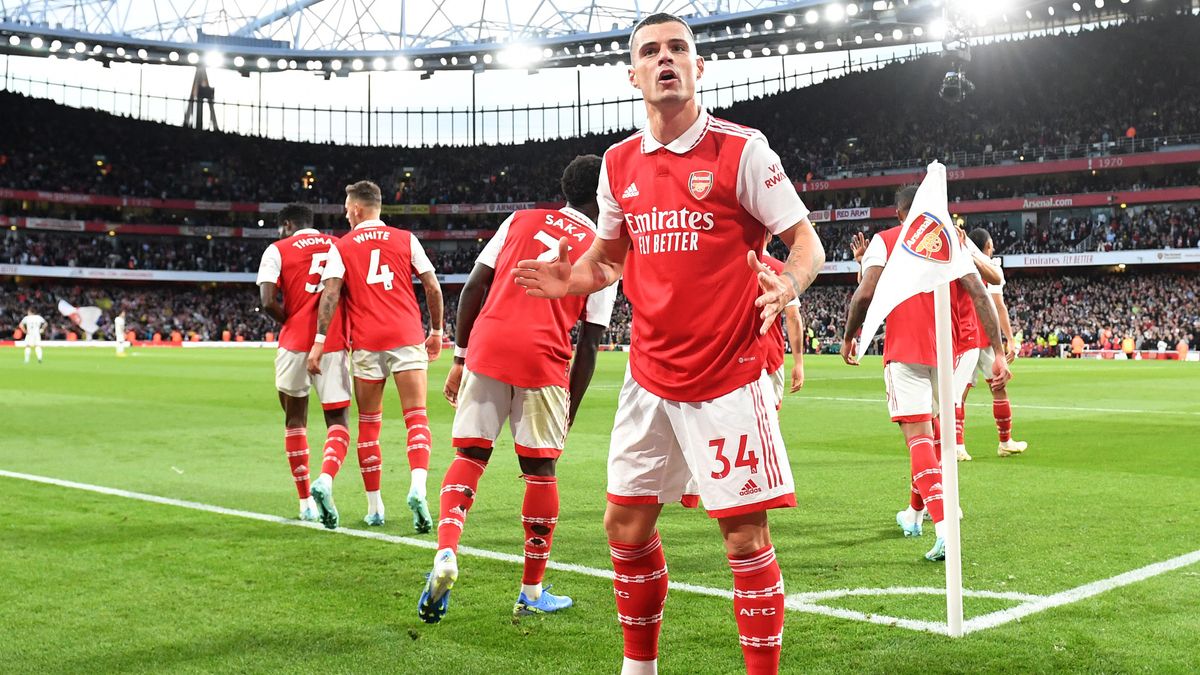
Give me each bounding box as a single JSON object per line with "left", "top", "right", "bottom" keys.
{"left": 856, "top": 160, "right": 976, "bottom": 637}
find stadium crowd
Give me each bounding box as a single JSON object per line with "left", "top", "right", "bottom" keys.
{"left": 2, "top": 17, "right": 1198, "bottom": 207}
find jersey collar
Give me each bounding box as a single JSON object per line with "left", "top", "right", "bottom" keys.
{"left": 560, "top": 206, "right": 597, "bottom": 231}
{"left": 641, "top": 108, "right": 710, "bottom": 155}
{"left": 292, "top": 227, "right": 320, "bottom": 236}
{"left": 354, "top": 219, "right": 386, "bottom": 229}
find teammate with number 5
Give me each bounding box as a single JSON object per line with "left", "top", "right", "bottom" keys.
{"left": 307, "top": 180, "right": 445, "bottom": 533}
{"left": 257, "top": 204, "right": 352, "bottom": 523}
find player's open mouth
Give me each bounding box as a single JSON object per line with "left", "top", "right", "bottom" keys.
{"left": 657, "top": 70, "right": 678, "bottom": 83}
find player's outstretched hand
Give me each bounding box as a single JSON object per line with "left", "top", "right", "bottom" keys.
{"left": 443, "top": 362, "right": 463, "bottom": 407}
{"left": 850, "top": 231, "right": 868, "bottom": 262}
{"left": 749, "top": 250, "right": 793, "bottom": 335}
{"left": 990, "top": 352, "right": 1013, "bottom": 390}
{"left": 840, "top": 336, "right": 859, "bottom": 366}
{"left": 305, "top": 344, "right": 323, "bottom": 375}
{"left": 512, "top": 237, "right": 571, "bottom": 299}
{"left": 790, "top": 363, "right": 805, "bottom": 392}
{"left": 425, "top": 333, "right": 442, "bottom": 361}
{"left": 1005, "top": 344, "right": 1017, "bottom": 364}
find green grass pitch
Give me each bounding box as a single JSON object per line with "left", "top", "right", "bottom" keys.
{"left": 1, "top": 348, "right": 1197, "bottom": 673}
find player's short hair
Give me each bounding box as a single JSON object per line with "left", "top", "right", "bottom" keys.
{"left": 895, "top": 185, "right": 919, "bottom": 215}
{"left": 968, "top": 227, "right": 992, "bottom": 251}
{"left": 277, "top": 203, "right": 314, "bottom": 228}
{"left": 629, "top": 12, "right": 695, "bottom": 53}
{"left": 344, "top": 180, "right": 382, "bottom": 208}
{"left": 560, "top": 154, "right": 603, "bottom": 208}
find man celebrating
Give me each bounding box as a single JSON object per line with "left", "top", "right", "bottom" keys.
{"left": 257, "top": 204, "right": 351, "bottom": 522}
{"left": 514, "top": 13, "right": 824, "bottom": 675}
{"left": 962, "top": 228, "right": 1028, "bottom": 457}
{"left": 840, "top": 186, "right": 1011, "bottom": 562}
{"left": 418, "top": 155, "right": 617, "bottom": 624}
{"left": 307, "top": 181, "right": 444, "bottom": 533}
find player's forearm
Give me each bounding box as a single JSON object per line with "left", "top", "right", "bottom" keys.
{"left": 314, "top": 279, "right": 342, "bottom": 335}
{"left": 567, "top": 323, "right": 605, "bottom": 423}
{"left": 259, "top": 284, "right": 286, "bottom": 323}
{"left": 785, "top": 311, "right": 804, "bottom": 362}
{"left": 568, "top": 251, "right": 621, "bottom": 297}
{"left": 424, "top": 282, "right": 444, "bottom": 331}
{"left": 781, "top": 222, "right": 826, "bottom": 299}
{"left": 973, "top": 256, "right": 1002, "bottom": 286}
{"left": 995, "top": 296, "right": 1015, "bottom": 344}
{"left": 844, "top": 285, "right": 873, "bottom": 339}
{"left": 963, "top": 276, "right": 1004, "bottom": 352}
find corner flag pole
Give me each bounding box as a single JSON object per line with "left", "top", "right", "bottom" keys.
{"left": 933, "top": 281, "right": 964, "bottom": 637}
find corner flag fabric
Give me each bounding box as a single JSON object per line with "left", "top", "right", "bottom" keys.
{"left": 58, "top": 299, "right": 103, "bottom": 338}
{"left": 856, "top": 161, "right": 976, "bottom": 360}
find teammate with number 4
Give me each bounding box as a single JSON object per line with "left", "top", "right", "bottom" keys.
{"left": 514, "top": 14, "right": 824, "bottom": 675}
{"left": 307, "top": 181, "right": 444, "bottom": 533}
{"left": 257, "top": 204, "right": 352, "bottom": 523}
{"left": 19, "top": 309, "right": 46, "bottom": 364}
{"left": 418, "top": 154, "right": 617, "bottom": 624}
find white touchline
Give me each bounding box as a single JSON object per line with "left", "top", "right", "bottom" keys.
{"left": 2, "top": 468, "right": 1196, "bottom": 637}
{"left": 796, "top": 396, "right": 1200, "bottom": 417}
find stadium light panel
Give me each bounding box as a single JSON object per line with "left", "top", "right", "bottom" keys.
{"left": 439, "top": 57, "right": 447, "bottom": 66}
{"left": 373, "top": 57, "right": 387, "bottom": 70}
{"left": 814, "top": 40, "right": 825, "bottom": 49}
{"left": 743, "top": 48, "right": 752, "bottom": 58}
{"left": 117, "top": 47, "right": 125, "bottom": 56}
{"left": 50, "top": 40, "right": 61, "bottom": 51}
{"left": 469, "top": 54, "right": 478, "bottom": 64}
{"left": 187, "top": 52, "right": 199, "bottom": 64}
{"left": 711, "top": 52, "right": 719, "bottom": 60}
{"left": 855, "top": 35, "right": 863, "bottom": 44}
{"left": 764, "top": 19, "right": 774, "bottom": 30}
{"left": 1095, "top": 0, "right": 1104, "bottom": 7}
{"left": 778, "top": 44, "right": 789, "bottom": 54}
{"left": 875, "top": 31, "right": 884, "bottom": 41}
{"left": 744, "top": 22, "right": 752, "bottom": 32}
{"left": 351, "top": 58, "right": 363, "bottom": 70}
{"left": 805, "top": 9, "right": 819, "bottom": 24}
{"left": 826, "top": 4, "right": 846, "bottom": 22}
{"left": 847, "top": 3, "right": 860, "bottom": 17}
{"left": 482, "top": 53, "right": 493, "bottom": 64}
{"left": 1026, "top": 9, "right": 1034, "bottom": 18}
{"left": 893, "top": 28, "right": 903, "bottom": 39}
{"left": 727, "top": 50, "right": 735, "bottom": 58}
{"left": 393, "top": 56, "right": 408, "bottom": 69}
{"left": 257, "top": 57, "right": 269, "bottom": 69}
{"left": 275, "top": 58, "right": 286, "bottom": 69}
{"left": 92, "top": 44, "right": 102, "bottom": 54}
{"left": 288, "top": 59, "right": 298, "bottom": 69}
{"left": 30, "top": 37, "right": 44, "bottom": 49}
{"left": 413, "top": 57, "right": 424, "bottom": 68}
{"left": 1048, "top": 6, "right": 1055, "bottom": 15}
{"left": 914, "top": 26, "right": 924, "bottom": 36}
{"left": 836, "top": 37, "right": 843, "bottom": 47}
{"left": 1072, "top": 2, "right": 1081, "bottom": 10}
{"left": 8, "top": 36, "right": 19, "bottom": 46}
{"left": 137, "top": 48, "right": 148, "bottom": 59}
{"left": 450, "top": 56, "right": 458, "bottom": 66}
{"left": 204, "top": 51, "right": 224, "bottom": 68}
{"left": 169, "top": 51, "right": 179, "bottom": 61}
{"left": 75, "top": 41, "right": 86, "bottom": 52}
{"left": 331, "top": 59, "right": 342, "bottom": 70}
{"left": 929, "top": 18, "right": 948, "bottom": 39}
{"left": 796, "top": 41, "right": 807, "bottom": 51}
{"left": 872, "top": 1, "right": 888, "bottom": 9}
{"left": 233, "top": 56, "right": 245, "bottom": 67}
{"left": 784, "top": 14, "right": 796, "bottom": 27}
{"left": 761, "top": 47, "right": 770, "bottom": 55}
{"left": 610, "top": 41, "right": 620, "bottom": 50}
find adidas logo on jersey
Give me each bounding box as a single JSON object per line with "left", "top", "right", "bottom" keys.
{"left": 622, "top": 182, "right": 640, "bottom": 199}
{"left": 739, "top": 479, "right": 762, "bottom": 496}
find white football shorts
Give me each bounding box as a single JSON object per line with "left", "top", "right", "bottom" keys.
{"left": 606, "top": 367, "right": 796, "bottom": 518}
{"left": 768, "top": 366, "right": 785, "bottom": 409}
{"left": 884, "top": 350, "right": 979, "bottom": 423}
{"left": 352, "top": 344, "right": 428, "bottom": 381}
{"left": 451, "top": 368, "right": 570, "bottom": 459}
{"left": 275, "top": 348, "right": 351, "bottom": 409}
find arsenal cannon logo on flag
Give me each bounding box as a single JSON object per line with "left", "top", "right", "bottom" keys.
{"left": 901, "top": 212, "right": 953, "bottom": 264}
{"left": 688, "top": 170, "right": 713, "bottom": 200}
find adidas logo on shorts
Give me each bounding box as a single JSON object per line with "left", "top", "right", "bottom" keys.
{"left": 622, "top": 182, "right": 640, "bottom": 199}
{"left": 739, "top": 479, "right": 762, "bottom": 497}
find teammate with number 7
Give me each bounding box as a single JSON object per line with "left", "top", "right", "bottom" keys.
{"left": 307, "top": 180, "right": 445, "bottom": 533}
{"left": 513, "top": 13, "right": 824, "bottom": 675}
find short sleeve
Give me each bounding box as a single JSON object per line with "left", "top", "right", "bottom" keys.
{"left": 410, "top": 233, "right": 435, "bottom": 275}
{"left": 737, "top": 135, "right": 810, "bottom": 235}
{"left": 584, "top": 281, "right": 619, "bottom": 327}
{"left": 785, "top": 295, "right": 800, "bottom": 309}
{"left": 321, "top": 243, "right": 345, "bottom": 281}
{"left": 860, "top": 234, "right": 888, "bottom": 270}
{"left": 475, "top": 214, "right": 514, "bottom": 269}
{"left": 255, "top": 244, "right": 282, "bottom": 286}
{"left": 596, "top": 153, "right": 625, "bottom": 241}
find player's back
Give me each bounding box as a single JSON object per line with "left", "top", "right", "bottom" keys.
{"left": 273, "top": 230, "right": 347, "bottom": 352}
{"left": 469, "top": 208, "right": 596, "bottom": 388}
{"left": 334, "top": 222, "right": 426, "bottom": 351}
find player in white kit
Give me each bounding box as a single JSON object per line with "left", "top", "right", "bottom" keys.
{"left": 114, "top": 311, "right": 127, "bottom": 357}
{"left": 19, "top": 309, "right": 47, "bottom": 364}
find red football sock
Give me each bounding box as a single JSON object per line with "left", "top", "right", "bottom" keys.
{"left": 284, "top": 427, "right": 310, "bottom": 498}
{"left": 610, "top": 532, "right": 668, "bottom": 662}
{"left": 521, "top": 475, "right": 559, "bottom": 585}
{"left": 437, "top": 452, "right": 487, "bottom": 552}
{"left": 319, "top": 424, "right": 350, "bottom": 478}
{"left": 909, "top": 435, "right": 944, "bottom": 523}
{"left": 729, "top": 544, "right": 785, "bottom": 675}
{"left": 994, "top": 399, "right": 1013, "bottom": 442}
{"left": 357, "top": 410, "right": 383, "bottom": 492}
{"left": 954, "top": 402, "right": 966, "bottom": 446}
{"left": 931, "top": 419, "right": 944, "bottom": 463}
{"left": 910, "top": 483, "right": 925, "bottom": 511}
{"left": 403, "top": 407, "right": 431, "bottom": 471}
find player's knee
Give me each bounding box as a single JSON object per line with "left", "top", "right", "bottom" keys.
{"left": 458, "top": 446, "right": 493, "bottom": 464}
{"left": 518, "top": 456, "right": 556, "bottom": 476}
{"left": 323, "top": 406, "right": 350, "bottom": 428}
{"left": 603, "top": 503, "right": 658, "bottom": 544}
{"left": 718, "top": 512, "right": 771, "bottom": 556}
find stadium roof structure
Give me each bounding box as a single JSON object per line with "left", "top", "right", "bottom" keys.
{"left": 0, "top": 0, "right": 1161, "bottom": 74}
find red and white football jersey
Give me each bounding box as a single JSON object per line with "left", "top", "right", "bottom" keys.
{"left": 321, "top": 220, "right": 435, "bottom": 352}
{"left": 468, "top": 207, "right": 617, "bottom": 389}
{"left": 256, "top": 228, "right": 347, "bottom": 353}
{"left": 861, "top": 225, "right": 979, "bottom": 366}
{"left": 760, "top": 254, "right": 801, "bottom": 373}
{"left": 968, "top": 251, "right": 1006, "bottom": 349}
{"left": 598, "top": 110, "right": 810, "bottom": 402}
